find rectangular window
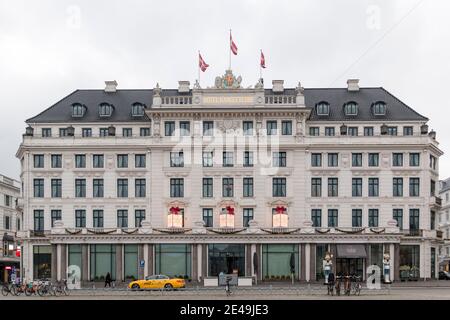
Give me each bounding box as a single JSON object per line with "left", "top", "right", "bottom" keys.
{"left": 203, "top": 121, "right": 214, "bottom": 136}
{"left": 311, "top": 209, "right": 322, "bottom": 228}
{"left": 352, "top": 178, "right": 363, "bottom": 197}
{"left": 51, "top": 179, "right": 62, "bottom": 198}
{"left": 170, "top": 152, "right": 184, "bottom": 167}
{"left": 267, "top": 121, "right": 277, "bottom": 135}
{"left": 59, "top": 128, "right": 68, "bottom": 137}
{"left": 273, "top": 152, "right": 287, "bottom": 167}
{"left": 51, "top": 155, "right": 62, "bottom": 168}
{"left": 135, "top": 179, "right": 146, "bottom": 198}
{"left": 393, "top": 178, "right": 404, "bottom": 197}
{"left": 328, "top": 178, "right": 338, "bottom": 197}
{"left": 393, "top": 153, "right": 403, "bottom": 167}
{"left": 93, "top": 210, "right": 104, "bottom": 228}
{"left": 393, "top": 209, "right": 403, "bottom": 230}
{"left": 243, "top": 177, "right": 254, "bottom": 198}
{"left": 368, "top": 178, "right": 379, "bottom": 197}
{"left": 311, "top": 153, "right": 322, "bottom": 167}
{"left": 328, "top": 209, "right": 338, "bottom": 228}
{"left": 75, "top": 179, "right": 86, "bottom": 198}
{"left": 352, "top": 153, "right": 362, "bottom": 167}
{"left": 122, "top": 128, "right": 132, "bottom": 137}
{"left": 203, "top": 208, "right": 213, "bottom": 228}
{"left": 93, "top": 155, "right": 104, "bottom": 168}
{"left": 325, "top": 127, "right": 335, "bottom": 136}
{"left": 368, "top": 209, "right": 379, "bottom": 227}
{"left": 348, "top": 127, "right": 358, "bottom": 136}
{"left": 75, "top": 210, "right": 86, "bottom": 228}
{"left": 243, "top": 208, "right": 254, "bottom": 227}
{"left": 409, "top": 178, "right": 420, "bottom": 197}
{"left": 368, "top": 153, "right": 379, "bottom": 167}
{"left": 51, "top": 210, "right": 62, "bottom": 228}
{"left": 222, "top": 178, "right": 234, "bottom": 197}
{"left": 409, "top": 153, "right": 420, "bottom": 167}
{"left": 243, "top": 121, "right": 254, "bottom": 136}
{"left": 243, "top": 151, "right": 254, "bottom": 167}
{"left": 203, "top": 151, "right": 213, "bottom": 167}
{"left": 4, "top": 216, "right": 10, "bottom": 230}
{"left": 364, "top": 127, "right": 374, "bottom": 136}
{"left": 140, "top": 128, "right": 151, "bottom": 137}
{"left": 170, "top": 178, "right": 184, "bottom": 198}
{"left": 75, "top": 154, "right": 86, "bottom": 168}
{"left": 34, "top": 210, "right": 44, "bottom": 232}
{"left": 430, "top": 211, "right": 436, "bottom": 230}
{"left": 99, "top": 128, "right": 109, "bottom": 137}
{"left": 430, "top": 155, "right": 437, "bottom": 170}
{"left": 117, "top": 210, "right": 128, "bottom": 228}
{"left": 82, "top": 128, "right": 92, "bottom": 137}
{"left": 117, "top": 154, "right": 129, "bottom": 168}
{"left": 202, "top": 178, "right": 213, "bottom": 198}
{"left": 309, "top": 127, "right": 320, "bottom": 136}
{"left": 34, "top": 179, "right": 44, "bottom": 198}
{"left": 273, "top": 178, "right": 287, "bottom": 197}
{"left": 180, "top": 121, "right": 190, "bottom": 136}
{"left": 388, "top": 127, "right": 398, "bottom": 136}
{"left": 403, "top": 126, "right": 414, "bottom": 136}
{"left": 281, "top": 121, "right": 292, "bottom": 135}
{"left": 409, "top": 209, "right": 420, "bottom": 230}
{"left": 34, "top": 154, "right": 44, "bottom": 168}
{"left": 311, "top": 178, "right": 322, "bottom": 197}
{"left": 431, "top": 180, "right": 436, "bottom": 196}
{"left": 328, "top": 153, "right": 338, "bottom": 167}
{"left": 352, "top": 209, "right": 362, "bottom": 228}
{"left": 223, "top": 152, "right": 234, "bottom": 167}
{"left": 117, "top": 179, "right": 128, "bottom": 198}
{"left": 42, "top": 128, "right": 52, "bottom": 137}
{"left": 93, "top": 179, "right": 104, "bottom": 198}
{"left": 135, "top": 210, "right": 146, "bottom": 228}
{"left": 165, "top": 121, "right": 175, "bottom": 136}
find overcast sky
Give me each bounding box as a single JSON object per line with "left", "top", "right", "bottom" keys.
{"left": 1, "top": 0, "right": 449, "bottom": 181}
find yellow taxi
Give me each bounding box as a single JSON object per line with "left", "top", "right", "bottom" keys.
{"left": 128, "top": 275, "right": 186, "bottom": 290}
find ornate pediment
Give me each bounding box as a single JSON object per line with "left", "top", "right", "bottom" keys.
{"left": 214, "top": 70, "right": 242, "bottom": 89}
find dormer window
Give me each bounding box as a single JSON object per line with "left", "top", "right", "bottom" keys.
{"left": 131, "top": 103, "right": 145, "bottom": 117}
{"left": 72, "top": 103, "right": 86, "bottom": 118}
{"left": 316, "top": 102, "right": 330, "bottom": 116}
{"left": 99, "top": 103, "right": 113, "bottom": 117}
{"left": 344, "top": 102, "right": 358, "bottom": 116}
{"left": 372, "top": 102, "right": 387, "bottom": 116}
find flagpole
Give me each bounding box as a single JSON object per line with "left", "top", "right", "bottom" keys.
{"left": 229, "top": 29, "right": 232, "bottom": 70}
{"left": 259, "top": 49, "right": 262, "bottom": 80}
{"left": 198, "top": 51, "right": 201, "bottom": 86}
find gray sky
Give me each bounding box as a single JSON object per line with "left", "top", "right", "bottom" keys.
{"left": 1, "top": 0, "right": 449, "bottom": 180}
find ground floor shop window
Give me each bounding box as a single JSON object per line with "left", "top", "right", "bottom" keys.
{"left": 262, "top": 244, "right": 299, "bottom": 280}
{"left": 208, "top": 244, "right": 245, "bottom": 276}
{"left": 336, "top": 258, "right": 364, "bottom": 278}
{"left": 33, "top": 245, "right": 52, "bottom": 279}
{"left": 124, "top": 244, "right": 138, "bottom": 281}
{"left": 155, "top": 244, "right": 191, "bottom": 279}
{"left": 68, "top": 244, "right": 82, "bottom": 278}
{"left": 370, "top": 244, "right": 383, "bottom": 269}
{"left": 90, "top": 244, "right": 116, "bottom": 281}
{"left": 316, "top": 244, "right": 328, "bottom": 280}
{"left": 399, "top": 245, "right": 420, "bottom": 280}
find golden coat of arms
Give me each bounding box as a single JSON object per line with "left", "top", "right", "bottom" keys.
{"left": 214, "top": 70, "right": 242, "bottom": 89}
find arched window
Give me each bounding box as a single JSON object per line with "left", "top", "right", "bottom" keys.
{"left": 131, "top": 103, "right": 145, "bottom": 117}
{"left": 316, "top": 102, "right": 330, "bottom": 116}
{"left": 372, "top": 101, "right": 387, "bottom": 116}
{"left": 72, "top": 103, "right": 85, "bottom": 117}
{"left": 99, "top": 103, "right": 113, "bottom": 117}
{"left": 344, "top": 102, "right": 358, "bottom": 116}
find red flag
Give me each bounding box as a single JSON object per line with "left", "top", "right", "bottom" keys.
{"left": 260, "top": 51, "right": 266, "bottom": 69}
{"left": 230, "top": 33, "right": 238, "bottom": 55}
{"left": 199, "top": 53, "right": 209, "bottom": 72}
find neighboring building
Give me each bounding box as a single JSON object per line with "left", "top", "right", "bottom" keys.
{"left": 16, "top": 72, "right": 443, "bottom": 284}
{"left": 0, "top": 174, "right": 21, "bottom": 283}
{"left": 439, "top": 178, "right": 450, "bottom": 271}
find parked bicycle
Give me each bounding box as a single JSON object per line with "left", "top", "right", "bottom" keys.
{"left": 350, "top": 275, "right": 362, "bottom": 296}
{"left": 1, "top": 283, "right": 14, "bottom": 296}
{"left": 54, "top": 279, "right": 69, "bottom": 296}
{"left": 343, "top": 275, "right": 351, "bottom": 296}
{"left": 327, "top": 273, "right": 335, "bottom": 296}
{"left": 335, "top": 275, "right": 342, "bottom": 296}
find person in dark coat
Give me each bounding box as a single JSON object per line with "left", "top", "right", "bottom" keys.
{"left": 105, "top": 272, "right": 112, "bottom": 287}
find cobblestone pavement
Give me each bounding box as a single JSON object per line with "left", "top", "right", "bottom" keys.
{"left": 2, "top": 285, "right": 450, "bottom": 300}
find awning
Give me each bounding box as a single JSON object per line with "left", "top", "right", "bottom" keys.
{"left": 336, "top": 245, "right": 367, "bottom": 258}
{"left": 2, "top": 233, "right": 14, "bottom": 242}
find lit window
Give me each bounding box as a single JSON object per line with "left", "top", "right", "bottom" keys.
{"left": 168, "top": 207, "right": 184, "bottom": 228}
{"left": 272, "top": 207, "right": 288, "bottom": 228}
{"left": 220, "top": 206, "right": 235, "bottom": 228}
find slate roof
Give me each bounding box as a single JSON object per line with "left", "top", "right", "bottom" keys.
{"left": 26, "top": 87, "right": 428, "bottom": 123}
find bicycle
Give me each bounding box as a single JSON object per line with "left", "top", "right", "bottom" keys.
{"left": 335, "top": 276, "right": 342, "bottom": 296}
{"left": 37, "top": 279, "right": 54, "bottom": 297}
{"left": 343, "top": 276, "right": 351, "bottom": 296}
{"left": 1, "top": 283, "right": 14, "bottom": 296}
{"left": 327, "top": 281, "right": 335, "bottom": 296}
{"left": 54, "top": 279, "right": 69, "bottom": 296}
{"left": 351, "top": 275, "right": 362, "bottom": 296}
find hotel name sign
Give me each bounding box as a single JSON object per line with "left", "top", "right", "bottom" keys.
{"left": 202, "top": 96, "right": 255, "bottom": 105}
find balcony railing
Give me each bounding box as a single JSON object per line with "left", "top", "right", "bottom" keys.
{"left": 403, "top": 229, "right": 423, "bottom": 237}
{"left": 265, "top": 95, "right": 297, "bottom": 105}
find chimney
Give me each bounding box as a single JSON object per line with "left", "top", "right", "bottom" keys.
{"left": 272, "top": 80, "right": 284, "bottom": 93}
{"left": 105, "top": 80, "right": 118, "bottom": 93}
{"left": 178, "top": 81, "right": 191, "bottom": 93}
{"left": 347, "top": 79, "right": 360, "bottom": 92}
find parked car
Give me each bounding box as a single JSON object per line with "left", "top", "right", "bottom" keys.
{"left": 128, "top": 275, "right": 185, "bottom": 290}
{"left": 439, "top": 271, "right": 450, "bottom": 280}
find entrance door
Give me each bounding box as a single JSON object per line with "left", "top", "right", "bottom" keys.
{"left": 336, "top": 258, "right": 365, "bottom": 278}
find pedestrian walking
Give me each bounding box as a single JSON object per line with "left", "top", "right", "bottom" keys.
{"left": 105, "top": 272, "right": 112, "bottom": 288}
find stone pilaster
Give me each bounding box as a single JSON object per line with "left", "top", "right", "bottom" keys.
{"left": 60, "top": 244, "right": 67, "bottom": 281}
{"left": 192, "top": 244, "right": 198, "bottom": 282}
{"left": 138, "top": 244, "right": 144, "bottom": 279}
{"left": 81, "top": 244, "right": 89, "bottom": 281}
{"left": 115, "top": 244, "right": 123, "bottom": 282}
{"left": 300, "top": 244, "right": 306, "bottom": 281}
{"left": 310, "top": 243, "right": 316, "bottom": 282}
{"left": 51, "top": 245, "right": 57, "bottom": 281}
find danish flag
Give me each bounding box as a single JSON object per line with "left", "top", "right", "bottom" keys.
{"left": 260, "top": 51, "right": 266, "bottom": 69}
{"left": 230, "top": 33, "right": 238, "bottom": 55}
{"left": 199, "top": 53, "right": 209, "bottom": 72}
